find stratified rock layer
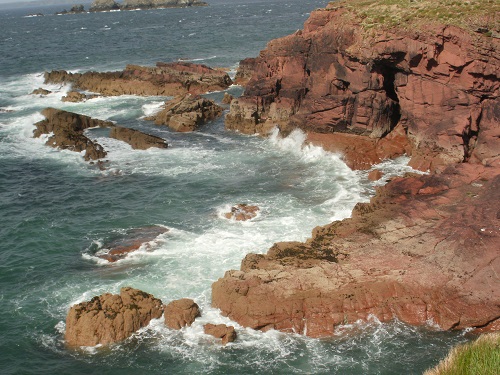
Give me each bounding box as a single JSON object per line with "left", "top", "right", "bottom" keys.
{"left": 44, "top": 62, "right": 232, "bottom": 97}
{"left": 109, "top": 126, "right": 168, "bottom": 149}
{"left": 147, "top": 94, "right": 223, "bottom": 132}
{"left": 226, "top": 4, "right": 499, "bottom": 172}
{"left": 65, "top": 287, "right": 163, "bottom": 346}
{"left": 213, "top": 163, "right": 500, "bottom": 337}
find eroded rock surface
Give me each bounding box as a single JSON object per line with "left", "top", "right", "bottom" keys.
{"left": 62, "top": 91, "right": 98, "bottom": 103}
{"left": 164, "top": 298, "right": 201, "bottom": 329}
{"left": 33, "top": 108, "right": 110, "bottom": 161}
{"left": 226, "top": 5, "right": 499, "bottom": 172}
{"left": 212, "top": 163, "right": 500, "bottom": 337}
{"left": 204, "top": 323, "right": 237, "bottom": 345}
{"left": 146, "top": 94, "right": 223, "bottom": 132}
{"left": 109, "top": 126, "right": 168, "bottom": 150}
{"left": 44, "top": 62, "right": 232, "bottom": 97}
{"left": 65, "top": 287, "right": 163, "bottom": 346}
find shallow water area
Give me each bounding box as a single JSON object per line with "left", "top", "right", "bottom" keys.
{"left": 0, "top": 0, "right": 474, "bottom": 374}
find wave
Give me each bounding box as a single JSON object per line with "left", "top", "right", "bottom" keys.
{"left": 177, "top": 55, "right": 217, "bottom": 63}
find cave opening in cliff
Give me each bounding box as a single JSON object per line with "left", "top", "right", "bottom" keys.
{"left": 378, "top": 64, "right": 402, "bottom": 132}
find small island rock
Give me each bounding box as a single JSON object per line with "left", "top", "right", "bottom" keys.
{"left": 31, "top": 88, "right": 52, "bottom": 96}
{"left": 65, "top": 287, "right": 163, "bottom": 347}
{"left": 224, "top": 204, "right": 260, "bottom": 221}
{"left": 109, "top": 126, "right": 168, "bottom": 150}
{"left": 164, "top": 298, "right": 200, "bottom": 329}
{"left": 204, "top": 323, "right": 237, "bottom": 345}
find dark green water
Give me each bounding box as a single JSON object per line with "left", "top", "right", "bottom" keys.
{"left": 0, "top": 1, "right": 472, "bottom": 373}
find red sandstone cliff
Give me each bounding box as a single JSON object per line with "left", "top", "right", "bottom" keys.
{"left": 213, "top": 2, "right": 500, "bottom": 337}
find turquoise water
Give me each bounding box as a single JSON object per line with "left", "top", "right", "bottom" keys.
{"left": 0, "top": 1, "right": 472, "bottom": 374}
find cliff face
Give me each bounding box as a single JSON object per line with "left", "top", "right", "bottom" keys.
{"left": 226, "top": 4, "right": 499, "bottom": 172}
{"left": 213, "top": 2, "right": 500, "bottom": 337}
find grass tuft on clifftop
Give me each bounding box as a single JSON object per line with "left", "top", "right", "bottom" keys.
{"left": 327, "top": 0, "right": 499, "bottom": 34}
{"left": 424, "top": 333, "right": 500, "bottom": 375}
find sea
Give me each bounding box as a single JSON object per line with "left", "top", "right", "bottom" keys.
{"left": 0, "top": 0, "right": 474, "bottom": 374}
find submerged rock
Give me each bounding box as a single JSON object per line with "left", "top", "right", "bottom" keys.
{"left": 61, "top": 91, "right": 97, "bottom": 103}
{"left": 96, "top": 225, "right": 168, "bottom": 262}
{"left": 65, "top": 287, "right": 163, "bottom": 347}
{"left": 33, "top": 108, "right": 111, "bottom": 161}
{"left": 109, "top": 126, "right": 168, "bottom": 150}
{"left": 204, "top": 323, "right": 237, "bottom": 345}
{"left": 164, "top": 298, "right": 201, "bottom": 329}
{"left": 224, "top": 204, "right": 260, "bottom": 221}
{"left": 147, "top": 94, "right": 223, "bottom": 132}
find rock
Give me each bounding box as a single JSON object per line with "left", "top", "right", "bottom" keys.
{"left": 224, "top": 204, "right": 260, "bottom": 221}
{"left": 164, "top": 298, "right": 201, "bottom": 329}
{"left": 65, "top": 287, "right": 163, "bottom": 347}
{"left": 226, "top": 6, "right": 499, "bottom": 173}
{"left": 31, "top": 88, "right": 52, "bottom": 96}
{"left": 61, "top": 91, "right": 97, "bottom": 103}
{"left": 0, "top": 108, "right": 14, "bottom": 113}
{"left": 109, "top": 126, "right": 168, "bottom": 150}
{"left": 96, "top": 225, "right": 168, "bottom": 262}
{"left": 221, "top": 92, "right": 233, "bottom": 105}
{"left": 212, "top": 163, "right": 500, "bottom": 337}
{"left": 56, "top": 5, "right": 86, "bottom": 15}
{"left": 89, "top": 0, "right": 120, "bottom": 12}
{"left": 203, "top": 323, "right": 237, "bottom": 345}
{"left": 44, "top": 62, "right": 232, "bottom": 97}
{"left": 368, "top": 169, "right": 384, "bottom": 181}
{"left": 147, "top": 94, "right": 223, "bottom": 132}
{"left": 234, "top": 58, "right": 258, "bottom": 86}
{"left": 33, "top": 108, "right": 111, "bottom": 161}
{"left": 121, "top": 0, "right": 208, "bottom": 10}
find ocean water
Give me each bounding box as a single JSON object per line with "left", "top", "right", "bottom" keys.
{"left": 0, "top": 1, "right": 472, "bottom": 374}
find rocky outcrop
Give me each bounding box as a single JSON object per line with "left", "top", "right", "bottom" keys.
{"left": 164, "top": 299, "right": 201, "bottom": 329}
{"left": 65, "top": 287, "right": 163, "bottom": 346}
{"left": 224, "top": 204, "right": 260, "bottom": 221}
{"left": 96, "top": 225, "right": 168, "bottom": 262}
{"left": 226, "top": 3, "right": 499, "bottom": 172}
{"left": 109, "top": 126, "right": 168, "bottom": 150}
{"left": 61, "top": 91, "right": 98, "bottom": 103}
{"left": 89, "top": 0, "right": 120, "bottom": 12}
{"left": 120, "top": 0, "right": 208, "bottom": 10}
{"left": 234, "top": 58, "right": 257, "bottom": 86}
{"left": 44, "top": 62, "right": 232, "bottom": 98}
{"left": 204, "top": 324, "right": 237, "bottom": 345}
{"left": 212, "top": 163, "right": 500, "bottom": 337}
{"left": 56, "top": 5, "right": 86, "bottom": 15}
{"left": 33, "top": 108, "right": 110, "bottom": 161}
{"left": 221, "top": 92, "right": 233, "bottom": 105}
{"left": 146, "top": 94, "right": 223, "bottom": 132}
{"left": 31, "top": 88, "right": 51, "bottom": 96}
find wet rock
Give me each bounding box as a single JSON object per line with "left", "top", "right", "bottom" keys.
{"left": 368, "top": 169, "right": 384, "bottom": 181}
{"left": 224, "top": 204, "right": 260, "bottom": 221}
{"left": 65, "top": 287, "right": 163, "bottom": 347}
{"left": 31, "top": 88, "right": 52, "bottom": 96}
{"left": 61, "top": 91, "right": 98, "bottom": 103}
{"left": 44, "top": 62, "right": 232, "bottom": 97}
{"left": 164, "top": 298, "right": 201, "bottom": 329}
{"left": 147, "top": 94, "right": 223, "bottom": 132}
{"left": 109, "top": 126, "right": 168, "bottom": 150}
{"left": 203, "top": 323, "right": 237, "bottom": 345}
{"left": 221, "top": 92, "right": 233, "bottom": 104}
{"left": 33, "top": 108, "right": 111, "bottom": 161}
{"left": 96, "top": 225, "right": 168, "bottom": 262}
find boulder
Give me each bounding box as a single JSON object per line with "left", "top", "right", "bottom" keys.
{"left": 31, "top": 88, "right": 51, "bottom": 96}
{"left": 61, "top": 91, "right": 97, "bottom": 103}
{"left": 221, "top": 92, "right": 233, "bottom": 104}
{"left": 147, "top": 94, "right": 223, "bottom": 132}
{"left": 224, "top": 204, "right": 260, "bottom": 221}
{"left": 96, "top": 225, "right": 169, "bottom": 262}
{"left": 164, "top": 298, "right": 201, "bottom": 329}
{"left": 89, "top": 0, "right": 120, "bottom": 12}
{"left": 44, "top": 62, "right": 232, "bottom": 97}
{"left": 65, "top": 287, "right": 163, "bottom": 347}
{"left": 203, "top": 323, "right": 237, "bottom": 345}
{"left": 109, "top": 126, "right": 168, "bottom": 150}
{"left": 33, "top": 108, "right": 111, "bottom": 161}
{"left": 368, "top": 169, "right": 384, "bottom": 181}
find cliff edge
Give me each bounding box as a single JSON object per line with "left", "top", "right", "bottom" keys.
{"left": 213, "top": 0, "right": 500, "bottom": 337}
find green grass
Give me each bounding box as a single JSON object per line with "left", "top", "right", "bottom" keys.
{"left": 326, "top": 0, "right": 500, "bottom": 33}
{"left": 424, "top": 333, "right": 500, "bottom": 375}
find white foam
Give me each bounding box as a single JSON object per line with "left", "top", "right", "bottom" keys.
{"left": 141, "top": 100, "right": 165, "bottom": 117}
